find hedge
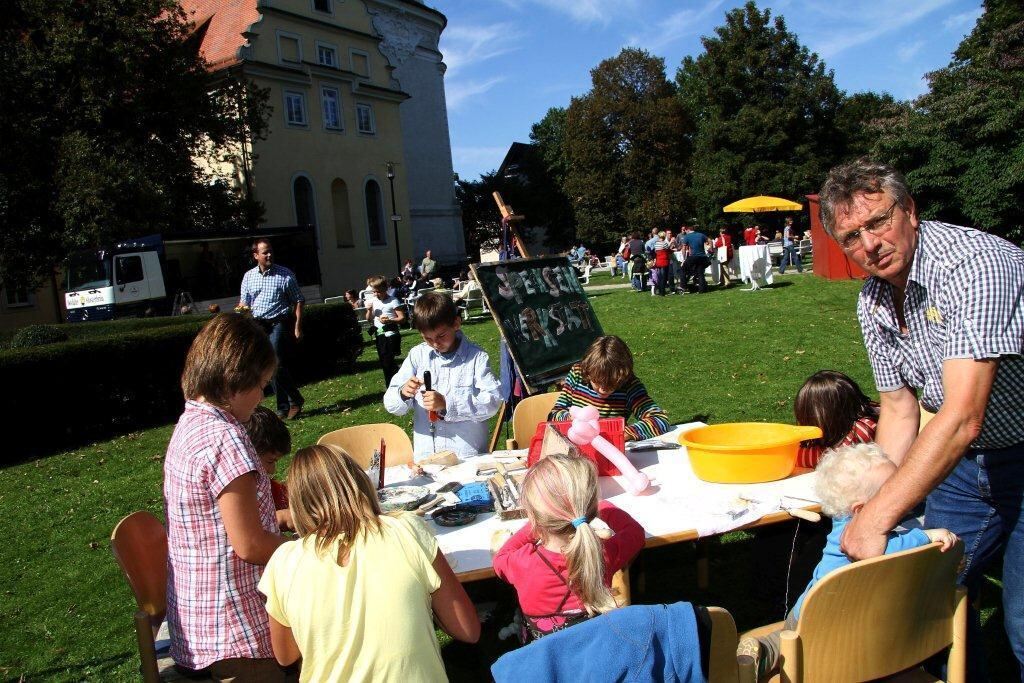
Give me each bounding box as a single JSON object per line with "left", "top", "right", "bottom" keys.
{"left": 0, "top": 303, "right": 363, "bottom": 461}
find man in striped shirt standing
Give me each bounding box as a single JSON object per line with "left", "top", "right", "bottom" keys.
{"left": 819, "top": 159, "right": 1024, "bottom": 680}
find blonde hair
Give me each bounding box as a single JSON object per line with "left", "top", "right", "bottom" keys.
{"left": 521, "top": 454, "right": 615, "bottom": 615}
{"left": 578, "top": 335, "right": 634, "bottom": 392}
{"left": 286, "top": 444, "right": 383, "bottom": 562}
{"left": 366, "top": 275, "right": 387, "bottom": 292}
{"left": 814, "top": 443, "right": 893, "bottom": 518}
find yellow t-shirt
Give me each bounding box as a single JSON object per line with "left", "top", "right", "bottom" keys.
{"left": 258, "top": 513, "right": 445, "bottom": 682}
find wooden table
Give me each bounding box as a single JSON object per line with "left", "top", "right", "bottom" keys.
{"left": 389, "top": 424, "right": 822, "bottom": 583}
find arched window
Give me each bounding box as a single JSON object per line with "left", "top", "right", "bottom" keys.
{"left": 364, "top": 179, "right": 386, "bottom": 247}
{"left": 293, "top": 175, "right": 319, "bottom": 248}
{"left": 331, "top": 179, "right": 353, "bottom": 247}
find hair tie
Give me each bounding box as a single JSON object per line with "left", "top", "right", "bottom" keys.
{"left": 571, "top": 516, "right": 587, "bottom": 529}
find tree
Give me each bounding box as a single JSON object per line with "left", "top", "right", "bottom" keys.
{"left": 676, "top": 1, "right": 843, "bottom": 229}
{"left": 835, "top": 92, "right": 902, "bottom": 161}
{"left": 0, "top": 0, "right": 270, "bottom": 291}
{"left": 528, "top": 107, "right": 577, "bottom": 247}
{"left": 562, "top": 48, "right": 693, "bottom": 248}
{"left": 872, "top": 0, "right": 1024, "bottom": 242}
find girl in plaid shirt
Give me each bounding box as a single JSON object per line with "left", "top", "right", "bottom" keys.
{"left": 163, "top": 313, "right": 292, "bottom": 680}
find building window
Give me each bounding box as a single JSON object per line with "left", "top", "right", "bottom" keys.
{"left": 350, "top": 50, "right": 370, "bottom": 77}
{"left": 331, "top": 179, "right": 354, "bottom": 247}
{"left": 316, "top": 42, "right": 337, "bottom": 68}
{"left": 277, "top": 32, "right": 302, "bottom": 66}
{"left": 312, "top": 0, "right": 332, "bottom": 13}
{"left": 321, "top": 87, "right": 343, "bottom": 131}
{"left": 284, "top": 91, "right": 308, "bottom": 126}
{"left": 293, "top": 176, "right": 319, "bottom": 248}
{"left": 3, "top": 286, "right": 31, "bottom": 308}
{"left": 356, "top": 103, "right": 375, "bottom": 134}
{"left": 364, "top": 179, "right": 386, "bottom": 247}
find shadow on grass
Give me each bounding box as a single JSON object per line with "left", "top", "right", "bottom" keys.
{"left": 302, "top": 392, "right": 384, "bottom": 418}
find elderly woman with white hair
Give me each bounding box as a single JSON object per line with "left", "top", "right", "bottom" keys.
{"left": 737, "top": 443, "right": 959, "bottom": 679}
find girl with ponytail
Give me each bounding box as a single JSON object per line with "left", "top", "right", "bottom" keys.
{"left": 492, "top": 454, "right": 645, "bottom": 640}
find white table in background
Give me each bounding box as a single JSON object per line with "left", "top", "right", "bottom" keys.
{"left": 738, "top": 244, "right": 775, "bottom": 291}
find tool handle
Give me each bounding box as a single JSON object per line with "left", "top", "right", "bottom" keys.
{"left": 423, "top": 371, "right": 439, "bottom": 422}
{"left": 787, "top": 508, "right": 821, "bottom": 523}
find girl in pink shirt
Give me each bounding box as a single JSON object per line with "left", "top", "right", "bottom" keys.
{"left": 493, "top": 454, "right": 645, "bottom": 640}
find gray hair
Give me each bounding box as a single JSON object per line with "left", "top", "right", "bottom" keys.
{"left": 814, "top": 442, "right": 893, "bottom": 518}
{"left": 818, "top": 158, "right": 911, "bottom": 237}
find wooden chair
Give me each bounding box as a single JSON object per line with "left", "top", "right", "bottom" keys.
{"left": 110, "top": 511, "right": 211, "bottom": 682}
{"left": 318, "top": 423, "right": 414, "bottom": 468}
{"left": 707, "top": 606, "right": 747, "bottom": 683}
{"left": 740, "top": 542, "right": 967, "bottom": 683}
{"left": 505, "top": 392, "right": 560, "bottom": 450}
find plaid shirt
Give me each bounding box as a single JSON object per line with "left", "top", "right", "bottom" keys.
{"left": 240, "top": 264, "right": 303, "bottom": 320}
{"left": 163, "top": 401, "right": 277, "bottom": 669}
{"left": 858, "top": 221, "right": 1024, "bottom": 448}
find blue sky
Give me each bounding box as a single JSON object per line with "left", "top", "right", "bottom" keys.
{"left": 430, "top": 0, "right": 984, "bottom": 181}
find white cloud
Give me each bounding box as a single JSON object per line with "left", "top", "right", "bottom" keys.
{"left": 896, "top": 40, "right": 925, "bottom": 62}
{"left": 445, "top": 77, "right": 506, "bottom": 110}
{"left": 943, "top": 7, "right": 983, "bottom": 33}
{"left": 499, "top": 0, "right": 639, "bottom": 25}
{"left": 441, "top": 22, "right": 520, "bottom": 77}
{"left": 624, "top": 0, "right": 725, "bottom": 53}
{"left": 810, "top": 0, "right": 956, "bottom": 59}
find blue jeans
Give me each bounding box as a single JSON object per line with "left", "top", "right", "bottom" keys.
{"left": 263, "top": 318, "right": 303, "bottom": 414}
{"left": 925, "top": 444, "right": 1024, "bottom": 682}
{"left": 779, "top": 244, "right": 802, "bottom": 273}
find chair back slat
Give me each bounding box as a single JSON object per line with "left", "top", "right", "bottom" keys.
{"left": 110, "top": 511, "right": 168, "bottom": 626}
{"left": 510, "top": 393, "right": 560, "bottom": 449}
{"left": 793, "top": 542, "right": 962, "bottom": 682}
{"left": 318, "top": 423, "right": 414, "bottom": 467}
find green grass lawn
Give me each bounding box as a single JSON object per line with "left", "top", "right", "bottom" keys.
{"left": 0, "top": 274, "right": 1013, "bottom": 680}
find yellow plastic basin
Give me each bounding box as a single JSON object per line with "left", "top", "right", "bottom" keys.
{"left": 678, "top": 423, "right": 823, "bottom": 484}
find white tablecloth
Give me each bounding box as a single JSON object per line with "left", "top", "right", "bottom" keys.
{"left": 738, "top": 245, "right": 775, "bottom": 289}
{"left": 390, "top": 423, "right": 820, "bottom": 579}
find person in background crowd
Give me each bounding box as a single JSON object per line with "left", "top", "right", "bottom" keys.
{"left": 820, "top": 158, "right": 1024, "bottom": 679}
{"left": 240, "top": 238, "right": 304, "bottom": 420}
{"left": 744, "top": 225, "right": 759, "bottom": 245}
{"left": 680, "top": 225, "right": 712, "bottom": 294}
{"left": 342, "top": 289, "right": 360, "bottom": 307}
{"left": 627, "top": 232, "right": 645, "bottom": 262}
{"left": 365, "top": 275, "right": 406, "bottom": 387}
{"left": 779, "top": 217, "right": 804, "bottom": 274}
{"left": 615, "top": 236, "right": 629, "bottom": 276}
{"left": 401, "top": 258, "right": 416, "bottom": 279}
{"left": 420, "top": 250, "right": 438, "bottom": 279}
{"left": 712, "top": 227, "right": 734, "bottom": 287}
{"left": 652, "top": 231, "right": 671, "bottom": 296}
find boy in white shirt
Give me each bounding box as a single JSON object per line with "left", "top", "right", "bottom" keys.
{"left": 384, "top": 293, "right": 503, "bottom": 460}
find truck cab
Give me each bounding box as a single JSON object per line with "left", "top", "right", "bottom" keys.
{"left": 64, "top": 236, "right": 167, "bottom": 321}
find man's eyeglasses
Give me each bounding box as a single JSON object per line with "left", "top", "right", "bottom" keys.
{"left": 838, "top": 200, "right": 900, "bottom": 251}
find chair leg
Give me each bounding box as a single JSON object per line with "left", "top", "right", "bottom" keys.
{"left": 697, "top": 540, "right": 710, "bottom": 590}
{"left": 948, "top": 586, "right": 968, "bottom": 683}
{"left": 612, "top": 566, "right": 631, "bottom": 607}
{"left": 134, "top": 610, "right": 161, "bottom": 683}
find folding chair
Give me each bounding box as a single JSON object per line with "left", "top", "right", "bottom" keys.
{"left": 318, "top": 423, "right": 414, "bottom": 468}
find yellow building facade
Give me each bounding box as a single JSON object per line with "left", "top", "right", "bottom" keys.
{"left": 185, "top": 0, "right": 417, "bottom": 297}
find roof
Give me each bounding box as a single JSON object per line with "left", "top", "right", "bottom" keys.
{"left": 178, "top": 0, "right": 261, "bottom": 70}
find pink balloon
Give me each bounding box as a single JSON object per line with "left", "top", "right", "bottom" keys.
{"left": 566, "top": 406, "right": 650, "bottom": 495}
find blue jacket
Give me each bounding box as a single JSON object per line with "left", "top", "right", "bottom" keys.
{"left": 491, "top": 602, "right": 705, "bottom": 682}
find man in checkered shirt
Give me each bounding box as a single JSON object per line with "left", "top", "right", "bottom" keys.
{"left": 819, "top": 159, "right": 1024, "bottom": 680}
{"left": 240, "top": 238, "right": 305, "bottom": 419}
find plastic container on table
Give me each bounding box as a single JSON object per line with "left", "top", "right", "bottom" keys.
{"left": 527, "top": 417, "right": 626, "bottom": 476}
{"left": 678, "top": 422, "right": 822, "bottom": 484}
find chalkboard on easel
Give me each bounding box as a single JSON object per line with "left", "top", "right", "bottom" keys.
{"left": 471, "top": 257, "right": 603, "bottom": 392}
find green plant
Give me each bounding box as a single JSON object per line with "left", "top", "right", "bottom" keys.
{"left": 9, "top": 324, "right": 69, "bottom": 349}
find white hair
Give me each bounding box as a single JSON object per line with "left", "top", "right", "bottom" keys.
{"left": 813, "top": 443, "right": 893, "bottom": 518}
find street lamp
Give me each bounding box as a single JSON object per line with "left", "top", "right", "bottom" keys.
{"left": 386, "top": 162, "right": 401, "bottom": 273}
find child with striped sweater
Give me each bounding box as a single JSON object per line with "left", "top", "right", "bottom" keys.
{"left": 549, "top": 335, "right": 669, "bottom": 442}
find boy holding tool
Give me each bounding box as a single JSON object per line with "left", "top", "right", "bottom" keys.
{"left": 384, "top": 292, "right": 503, "bottom": 461}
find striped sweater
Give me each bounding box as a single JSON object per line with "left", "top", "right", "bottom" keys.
{"left": 549, "top": 365, "right": 670, "bottom": 441}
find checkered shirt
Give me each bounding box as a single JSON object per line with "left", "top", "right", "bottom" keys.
{"left": 163, "top": 401, "right": 278, "bottom": 669}
{"left": 857, "top": 220, "right": 1024, "bottom": 448}
{"left": 240, "top": 264, "right": 303, "bottom": 320}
